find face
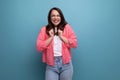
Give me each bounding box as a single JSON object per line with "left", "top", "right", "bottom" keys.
{"left": 50, "top": 10, "right": 61, "bottom": 26}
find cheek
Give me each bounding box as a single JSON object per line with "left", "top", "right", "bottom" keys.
{"left": 58, "top": 17, "right": 61, "bottom": 21}
{"left": 51, "top": 18, "right": 54, "bottom": 21}
{"left": 51, "top": 18, "right": 56, "bottom": 22}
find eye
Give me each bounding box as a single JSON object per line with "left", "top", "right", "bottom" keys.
{"left": 51, "top": 15, "right": 60, "bottom": 18}
{"left": 51, "top": 15, "right": 55, "bottom": 17}
{"left": 57, "top": 15, "right": 60, "bottom": 17}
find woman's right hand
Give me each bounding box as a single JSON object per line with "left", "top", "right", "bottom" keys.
{"left": 46, "top": 29, "right": 54, "bottom": 46}
{"left": 49, "top": 29, "right": 54, "bottom": 37}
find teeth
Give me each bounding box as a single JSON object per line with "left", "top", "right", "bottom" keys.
{"left": 54, "top": 21, "right": 58, "bottom": 23}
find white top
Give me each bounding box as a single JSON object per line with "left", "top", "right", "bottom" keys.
{"left": 53, "top": 35, "right": 62, "bottom": 56}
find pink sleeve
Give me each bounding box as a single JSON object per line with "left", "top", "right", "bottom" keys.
{"left": 36, "top": 27, "right": 48, "bottom": 52}
{"left": 65, "top": 24, "right": 78, "bottom": 48}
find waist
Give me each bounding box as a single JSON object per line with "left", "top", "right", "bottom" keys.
{"left": 54, "top": 56, "right": 62, "bottom": 59}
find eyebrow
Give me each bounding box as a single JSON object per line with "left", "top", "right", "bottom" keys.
{"left": 51, "top": 14, "right": 60, "bottom": 16}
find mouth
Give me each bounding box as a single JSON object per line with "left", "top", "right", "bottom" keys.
{"left": 53, "top": 20, "right": 59, "bottom": 23}
{"left": 52, "top": 20, "right": 60, "bottom": 25}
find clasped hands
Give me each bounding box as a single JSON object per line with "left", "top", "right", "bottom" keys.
{"left": 48, "top": 29, "right": 69, "bottom": 44}
{"left": 49, "top": 29, "right": 62, "bottom": 37}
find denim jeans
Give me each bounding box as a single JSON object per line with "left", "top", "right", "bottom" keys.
{"left": 45, "top": 56, "right": 73, "bottom": 80}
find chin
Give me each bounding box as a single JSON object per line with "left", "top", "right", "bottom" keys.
{"left": 54, "top": 24, "right": 59, "bottom": 26}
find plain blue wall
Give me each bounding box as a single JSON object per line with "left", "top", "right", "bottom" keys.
{"left": 0, "top": 0, "right": 120, "bottom": 80}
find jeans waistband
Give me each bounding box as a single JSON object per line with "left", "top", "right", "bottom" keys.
{"left": 54, "top": 56, "right": 62, "bottom": 58}
{"left": 54, "top": 56, "right": 62, "bottom": 62}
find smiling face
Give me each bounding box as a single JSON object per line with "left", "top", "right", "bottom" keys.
{"left": 50, "top": 10, "right": 61, "bottom": 26}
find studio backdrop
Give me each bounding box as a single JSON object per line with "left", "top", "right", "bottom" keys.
{"left": 0, "top": 0, "right": 120, "bottom": 80}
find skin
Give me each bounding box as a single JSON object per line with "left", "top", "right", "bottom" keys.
{"left": 46, "top": 10, "right": 69, "bottom": 46}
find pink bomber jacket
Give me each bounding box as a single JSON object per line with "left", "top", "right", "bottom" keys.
{"left": 36, "top": 24, "right": 77, "bottom": 66}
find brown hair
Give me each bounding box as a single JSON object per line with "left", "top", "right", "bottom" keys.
{"left": 46, "top": 7, "right": 67, "bottom": 36}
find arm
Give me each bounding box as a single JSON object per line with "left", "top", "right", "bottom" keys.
{"left": 59, "top": 24, "right": 78, "bottom": 48}
{"left": 45, "top": 36, "right": 54, "bottom": 46}
{"left": 58, "top": 29, "right": 69, "bottom": 44}
{"left": 45, "top": 29, "right": 54, "bottom": 46}
{"left": 59, "top": 35, "right": 69, "bottom": 44}
{"left": 36, "top": 27, "right": 54, "bottom": 52}
{"left": 36, "top": 27, "right": 47, "bottom": 52}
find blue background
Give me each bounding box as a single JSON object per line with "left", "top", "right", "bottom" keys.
{"left": 0, "top": 0, "right": 120, "bottom": 80}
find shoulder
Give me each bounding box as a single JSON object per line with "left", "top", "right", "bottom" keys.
{"left": 38, "top": 26, "right": 47, "bottom": 35}
{"left": 41, "top": 26, "right": 46, "bottom": 30}
{"left": 64, "top": 24, "right": 72, "bottom": 30}
{"left": 65, "top": 24, "right": 71, "bottom": 27}
{"left": 39, "top": 26, "right": 46, "bottom": 33}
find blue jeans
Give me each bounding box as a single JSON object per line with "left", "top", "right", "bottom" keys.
{"left": 45, "top": 56, "right": 73, "bottom": 80}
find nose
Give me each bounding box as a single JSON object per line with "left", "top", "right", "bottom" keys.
{"left": 54, "top": 16, "right": 59, "bottom": 19}
{"left": 54, "top": 16, "right": 58, "bottom": 19}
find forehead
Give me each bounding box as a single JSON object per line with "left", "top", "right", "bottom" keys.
{"left": 51, "top": 10, "right": 60, "bottom": 14}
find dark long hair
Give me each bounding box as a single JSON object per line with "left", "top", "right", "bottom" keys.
{"left": 46, "top": 7, "right": 67, "bottom": 36}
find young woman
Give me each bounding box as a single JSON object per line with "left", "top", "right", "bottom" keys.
{"left": 36, "top": 7, "right": 77, "bottom": 80}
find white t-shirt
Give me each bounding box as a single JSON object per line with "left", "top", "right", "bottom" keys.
{"left": 53, "top": 28, "right": 62, "bottom": 56}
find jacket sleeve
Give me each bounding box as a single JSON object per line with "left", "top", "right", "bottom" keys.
{"left": 65, "top": 24, "right": 78, "bottom": 48}
{"left": 36, "top": 27, "right": 48, "bottom": 52}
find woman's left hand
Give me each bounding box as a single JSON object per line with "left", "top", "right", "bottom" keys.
{"left": 58, "top": 29, "right": 63, "bottom": 36}
{"left": 58, "top": 29, "right": 69, "bottom": 44}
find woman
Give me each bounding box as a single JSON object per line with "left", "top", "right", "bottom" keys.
{"left": 36, "top": 7, "right": 77, "bottom": 80}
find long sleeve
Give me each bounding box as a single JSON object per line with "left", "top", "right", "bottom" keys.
{"left": 63, "top": 24, "right": 78, "bottom": 48}
{"left": 36, "top": 26, "right": 48, "bottom": 52}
